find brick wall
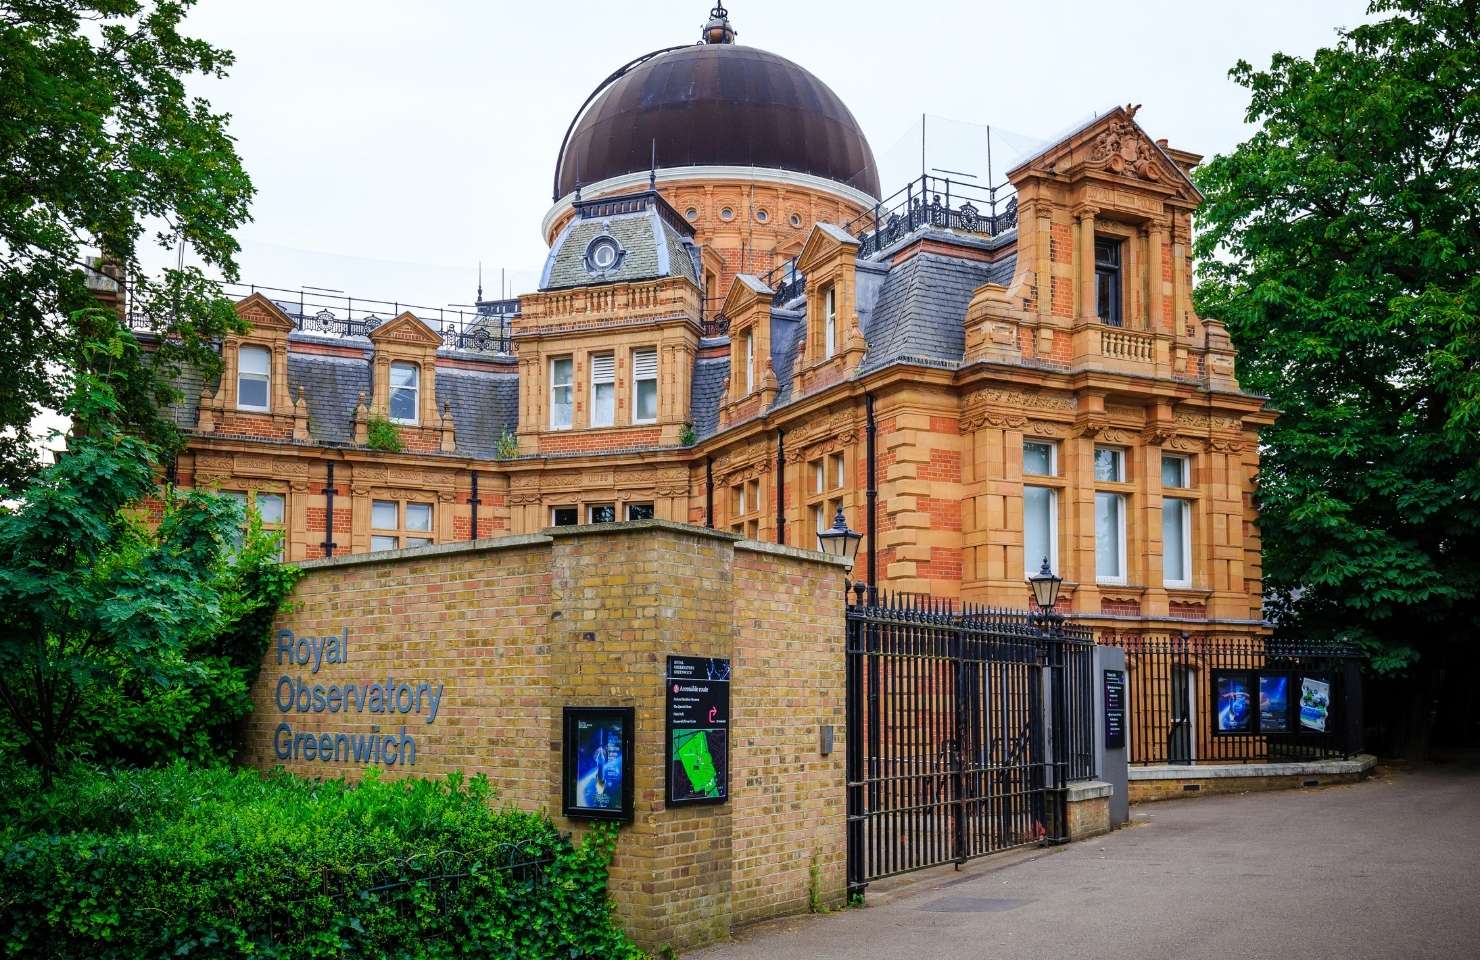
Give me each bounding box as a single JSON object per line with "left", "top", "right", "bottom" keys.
{"left": 241, "top": 521, "right": 846, "bottom": 953}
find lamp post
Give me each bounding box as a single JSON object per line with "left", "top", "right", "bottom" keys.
{"left": 817, "top": 504, "right": 863, "bottom": 597}
{"left": 1027, "top": 556, "right": 1064, "bottom": 629}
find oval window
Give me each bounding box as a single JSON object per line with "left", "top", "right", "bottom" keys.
{"left": 720, "top": 207, "right": 734, "bottom": 221}
{"left": 685, "top": 207, "right": 698, "bottom": 220}
{"left": 586, "top": 236, "right": 622, "bottom": 272}
{"left": 790, "top": 212, "right": 803, "bottom": 228}
{"left": 756, "top": 208, "right": 769, "bottom": 223}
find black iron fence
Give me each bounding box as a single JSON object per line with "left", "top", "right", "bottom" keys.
{"left": 845, "top": 592, "right": 1094, "bottom": 893}
{"left": 846, "top": 174, "right": 1018, "bottom": 258}
{"left": 125, "top": 280, "right": 518, "bottom": 355}
{"left": 1099, "top": 632, "right": 1363, "bottom": 766}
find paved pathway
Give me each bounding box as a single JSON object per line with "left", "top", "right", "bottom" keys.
{"left": 690, "top": 761, "right": 1480, "bottom": 960}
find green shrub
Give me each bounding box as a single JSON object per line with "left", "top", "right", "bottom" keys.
{"left": 0, "top": 764, "right": 642, "bottom": 960}
{"left": 365, "top": 414, "right": 403, "bottom": 452}
{"left": 494, "top": 428, "right": 519, "bottom": 460}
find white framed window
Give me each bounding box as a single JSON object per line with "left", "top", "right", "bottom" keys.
{"left": 743, "top": 332, "right": 755, "bottom": 394}
{"left": 1095, "top": 491, "right": 1127, "bottom": 583}
{"left": 237, "top": 344, "right": 270, "bottom": 411}
{"left": 1024, "top": 485, "right": 1058, "bottom": 577}
{"left": 813, "top": 460, "right": 825, "bottom": 493}
{"left": 389, "top": 361, "right": 419, "bottom": 424}
{"left": 550, "top": 357, "right": 573, "bottom": 430}
{"left": 1162, "top": 454, "right": 1190, "bottom": 489}
{"left": 590, "top": 352, "right": 615, "bottom": 427}
{"left": 1163, "top": 497, "right": 1192, "bottom": 586}
{"left": 222, "top": 489, "right": 286, "bottom": 561}
{"left": 627, "top": 502, "right": 654, "bottom": 521}
{"left": 633, "top": 348, "right": 658, "bottom": 423}
{"left": 371, "top": 498, "right": 433, "bottom": 551}
{"left": 832, "top": 452, "right": 845, "bottom": 489}
{"left": 1094, "top": 446, "right": 1126, "bottom": 483}
{"left": 823, "top": 285, "right": 837, "bottom": 359}
{"left": 1023, "top": 440, "right": 1057, "bottom": 477}
{"left": 551, "top": 506, "right": 578, "bottom": 526}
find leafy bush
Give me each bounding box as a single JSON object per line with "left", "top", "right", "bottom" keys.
{"left": 494, "top": 428, "right": 519, "bottom": 460}
{"left": 365, "top": 414, "right": 403, "bottom": 452}
{"left": 0, "top": 764, "right": 642, "bottom": 960}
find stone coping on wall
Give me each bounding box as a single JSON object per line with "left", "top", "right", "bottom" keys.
{"left": 1128, "top": 755, "right": 1377, "bottom": 780}
{"left": 1066, "top": 780, "right": 1114, "bottom": 801}
{"left": 287, "top": 519, "right": 853, "bottom": 573}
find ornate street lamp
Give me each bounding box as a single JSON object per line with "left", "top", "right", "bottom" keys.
{"left": 1027, "top": 557, "right": 1063, "bottom": 618}
{"left": 817, "top": 504, "right": 863, "bottom": 579}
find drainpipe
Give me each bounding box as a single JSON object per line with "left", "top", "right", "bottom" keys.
{"left": 469, "top": 469, "right": 481, "bottom": 541}
{"left": 866, "top": 393, "right": 877, "bottom": 601}
{"left": 705, "top": 456, "right": 714, "bottom": 528}
{"left": 321, "top": 461, "right": 337, "bottom": 558}
{"left": 776, "top": 428, "right": 786, "bottom": 545}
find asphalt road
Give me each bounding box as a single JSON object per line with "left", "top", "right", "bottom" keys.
{"left": 689, "top": 761, "right": 1480, "bottom": 960}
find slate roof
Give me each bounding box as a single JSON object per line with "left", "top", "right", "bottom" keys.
{"left": 688, "top": 356, "right": 730, "bottom": 441}
{"left": 164, "top": 363, "right": 208, "bottom": 430}
{"left": 435, "top": 369, "right": 519, "bottom": 458}
{"left": 541, "top": 205, "right": 698, "bottom": 291}
{"left": 287, "top": 353, "right": 370, "bottom": 445}
{"left": 858, "top": 252, "right": 1011, "bottom": 373}
{"left": 768, "top": 312, "right": 805, "bottom": 406}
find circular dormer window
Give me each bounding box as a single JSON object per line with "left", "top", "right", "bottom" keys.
{"left": 720, "top": 206, "right": 734, "bottom": 221}
{"left": 585, "top": 235, "right": 624, "bottom": 274}
{"left": 756, "top": 208, "right": 769, "bottom": 223}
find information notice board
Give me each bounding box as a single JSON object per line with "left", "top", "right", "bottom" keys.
{"left": 665, "top": 656, "right": 730, "bottom": 807}
{"left": 1103, "top": 669, "right": 1127, "bottom": 751}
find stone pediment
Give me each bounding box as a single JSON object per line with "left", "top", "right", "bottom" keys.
{"left": 368, "top": 311, "right": 442, "bottom": 347}
{"left": 796, "top": 222, "right": 859, "bottom": 274}
{"left": 1009, "top": 104, "right": 1203, "bottom": 204}
{"left": 235, "top": 291, "right": 296, "bottom": 334}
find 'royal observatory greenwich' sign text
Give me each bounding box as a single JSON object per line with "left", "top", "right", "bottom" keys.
{"left": 271, "top": 628, "right": 444, "bottom": 767}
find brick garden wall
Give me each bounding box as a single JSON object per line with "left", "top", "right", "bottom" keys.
{"left": 241, "top": 521, "right": 847, "bottom": 952}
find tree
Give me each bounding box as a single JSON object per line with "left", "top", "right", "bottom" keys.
{"left": 1194, "top": 0, "right": 1480, "bottom": 753}
{"left": 0, "top": 329, "right": 299, "bottom": 783}
{"left": 0, "top": 0, "right": 253, "bottom": 493}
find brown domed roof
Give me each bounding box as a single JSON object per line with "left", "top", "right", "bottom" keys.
{"left": 555, "top": 44, "right": 880, "bottom": 201}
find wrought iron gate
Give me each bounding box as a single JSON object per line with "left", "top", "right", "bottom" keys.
{"left": 844, "top": 592, "right": 1096, "bottom": 894}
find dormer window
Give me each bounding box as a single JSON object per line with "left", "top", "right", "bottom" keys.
{"left": 388, "top": 361, "right": 419, "bottom": 424}
{"left": 237, "top": 344, "right": 270, "bottom": 411}
{"left": 584, "top": 235, "right": 624, "bottom": 275}
{"left": 590, "top": 352, "right": 615, "bottom": 427}
{"left": 1095, "top": 237, "right": 1123, "bottom": 327}
{"left": 823, "top": 285, "right": 837, "bottom": 359}
{"left": 633, "top": 347, "right": 658, "bottom": 423}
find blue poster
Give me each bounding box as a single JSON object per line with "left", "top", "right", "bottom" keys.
{"left": 572, "top": 714, "right": 625, "bottom": 812}
{"left": 1300, "top": 677, "right": 1330, "bottom": 733}
{"left": 1259, "top": 674, "right": 1290, "bottom": 732}
{"left": 1216, "top": 673, "right": 1253, "bottom": 733}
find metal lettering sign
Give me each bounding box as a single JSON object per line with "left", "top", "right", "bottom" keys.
{"left": 665, "top": 656, "right": 730, "bottom": 807}
{"left": 1103, "top": 669, "right": 1127, "bottom": 751}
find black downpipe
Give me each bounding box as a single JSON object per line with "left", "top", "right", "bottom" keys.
{"left": 705, "top": 456, "right": 714, "bottom": 528}
{"left": 321, "top": 461, "right": 337, "bottom": 558}
{"left": 866, "top": 394, "right": 877, "bottom": 600}
{"left": 468, "top": 470, "right": 481, "bottom": 541}
{"left": 776, "top": 429, "right": 786, "bottom": 545}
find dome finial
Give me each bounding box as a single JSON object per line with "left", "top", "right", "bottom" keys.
{"left": 702, "top": 4, "right": 736, "bottom": 44}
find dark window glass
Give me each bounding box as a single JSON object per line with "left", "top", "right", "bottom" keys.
{"left": 1095, "top": 237, "right": 1122, "bottom": 327}
{"left": 627, "top": 503, "right": 655, "bottom": 521}
{"left": 589, "top": 504, "right": 616, "bottom": 524}
{"left": 552, "top": 507, "right": 578, "bottom": 526}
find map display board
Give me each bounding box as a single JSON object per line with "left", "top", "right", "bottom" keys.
{"left": 1103, "top": 669, "right": 1127, "bottom": 750}
{"left": 665, "top": 656, "right": 730, "bottom": 807}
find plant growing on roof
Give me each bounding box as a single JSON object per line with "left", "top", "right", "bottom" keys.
{"left": 365, "top": 414, "right": 403, "bottom": 453}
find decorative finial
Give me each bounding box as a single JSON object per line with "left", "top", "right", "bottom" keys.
{"left": 649, "top": 139, "right": 657, "bottom": 189}
{"left": 477, "top": 261, "right": 483, "bottom": 302}
{"left": 702, "top": 3, "right": 736, "bottom": 44}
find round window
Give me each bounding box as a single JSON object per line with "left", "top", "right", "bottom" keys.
{"left": 586, "top": 236, "right": 622, "bottom": 272}
{"left": 720, "top": 207, "right": 734, "bottom": 221}
{"left": 685, "top": 207, "right": 698, "bottom": 221}
{"left": 790, "top": 212, "right": 803, "bottom": 228}
{"left": 756, "top": 208, "right": 769, "bottom": 223}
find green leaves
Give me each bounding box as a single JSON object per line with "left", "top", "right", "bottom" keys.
{"left": 0, "top": 1, "right": 254, "bottom": 491}
{"left": 1194, "top": 0, "right": 1480, "bottom": 675}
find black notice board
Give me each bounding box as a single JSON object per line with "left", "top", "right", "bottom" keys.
{"left": 665, "top": 656, "right": 730, "bottom": 807}
{"left": 1103, "top": 669, "right": 1127, "bottom": 751}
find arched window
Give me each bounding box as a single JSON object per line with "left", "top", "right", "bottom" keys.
{"left": 237, "top": 344, "right": 270, "bottom": 411}
{"left": 389, "top": 361, "right": 419, "bottom": 424}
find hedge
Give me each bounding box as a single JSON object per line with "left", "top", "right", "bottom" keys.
{"left": 0, "top": 764, "right": 643, "bottom": 960}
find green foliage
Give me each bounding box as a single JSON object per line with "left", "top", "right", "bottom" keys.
{"left": 0, "top": 361, "right": 299, "bottom": 778}
{"left": 1193, "top": 0, "right": 1480, "bottom": 677}
{"left": 808, "top": 852, "right": 829, "bottom": 914}
{"left": 0, "top": 765, "right": 644, "bottom": 960}
{"left": 366, "top": 414, "right": 404, "bottom": 453}
{"left": 679, "top": 423, "right": 698, "bottom": 446}
{"left": 0, "top": 0, "right": 255, "bottom": 491}
{"left": 494, "top": 428, "right": 519, "bottom": 460}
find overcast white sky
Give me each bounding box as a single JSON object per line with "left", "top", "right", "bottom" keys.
{"left": 171, "top": 0, "right": 1371, "bottom": 310}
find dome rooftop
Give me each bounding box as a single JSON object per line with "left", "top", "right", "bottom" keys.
{"left": 553, "top": 13, "right": 879, "bottom": 202}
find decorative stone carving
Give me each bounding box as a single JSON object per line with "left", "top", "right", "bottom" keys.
{"left": 1088, "top": 111, "right": 1166, "bottom": 183}
{"left": 965, "top": 388, "right": 1075, "bottom": 412}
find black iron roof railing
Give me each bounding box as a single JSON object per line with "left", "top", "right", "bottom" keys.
{"left": 124, "top": 281, "right": 518, "bottom": 355}
{"left": 846, "top": 173, "right": 1018, "bottom": 258}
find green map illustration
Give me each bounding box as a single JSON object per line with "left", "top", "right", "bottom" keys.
{"left": 672, "top": 730, "right": 722, "bottom": 797}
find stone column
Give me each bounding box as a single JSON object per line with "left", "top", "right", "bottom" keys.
{"left": 1147, "top": 222, "right": 1166, "bottom": 332}
{"left": 1077, "top": 206, "right": 1098, "bottom": 322}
